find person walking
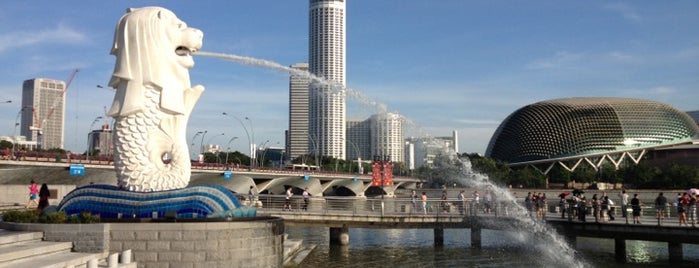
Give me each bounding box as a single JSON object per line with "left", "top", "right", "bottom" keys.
{"left": 631, "top": 193, "right": 642, "bottom": 224}
{"left": 26, "top": 180, "right": 39, "bottom": 208}
{"left": 654, "top": 192, "right": 668, "bottom": 225}
{"left": 302, "top": 188, "right": 310, "bottom": 211}
{"left": 38, "top": 183, "right": 50, "bottom": 211}
{"left": 284, "top": 187, "right": 293, "bottom": 211}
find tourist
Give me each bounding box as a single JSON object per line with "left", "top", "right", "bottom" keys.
{"left": 25, "top": 179, "right": 39, "bottom": 208}
{"left": 302, "top": 188, "right": 310, "bottom": 211}
{"left": 577, "top": 195, "right": 587, "bottom": 222}
{"left": 559, "top": 195, "right": 567, "bottom": 219}
{"left": 631, "top": 193, "right": 642, "bottom": 224}
{"left": 678, "top": 192, "right": 689, "bottom": 226}
{"left": 421, "top": 192, "right": 428, "bottom": 215}
{"left": 591, "top": 194, "right": 600, "bottom": 223}
{"left": 538, "top": 193, "right": 546, "bottom": 219}
{"left": 600, "top": 196, "right": 610, "bottom": 222}
{"left": 440, "top": 190, "right": 449, "bottom": 213}
{"left": 411, "top": 190, "right": 418, "bottom": 211}
{"left": 38, "top": 183, "right": 50, "bottom": 211}
{"left": 483, "top": 190, "right": 492, "bottom": 214}
{"left": 472, "top": 190, "right": 480, "bottom": 214}
{"left": 605, "top": 196, "right": 615, "bottom": 221}
{"left": 689, "top": 192, "right": 697, "bottom": 225}
{"left": 284, "top": 187, "right": 293, "bottom": 211}
{"left": 248, "top": 185, "right": 256, "bottom": 204}
{"left": 457, "top": 190, "right": 465, "bottom": 215}
{"left": 654, "top": 192, "right": 667, "bottom": 225}
{"left": 524, "top": 192, "right": 533, "bottom": 217}
{"left": 618, "top": 190, "right": 629, "bottom": 218}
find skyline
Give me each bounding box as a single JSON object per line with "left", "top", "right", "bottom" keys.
{"left": 0, "top": 1, "right": 697, "bottom": 156}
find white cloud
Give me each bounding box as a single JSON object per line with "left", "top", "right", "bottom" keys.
{"left": 0, "top": 23, "right": 87, "bottom": 53}
{"left": 603, "top": 3, "right": 642, "bottom": 23}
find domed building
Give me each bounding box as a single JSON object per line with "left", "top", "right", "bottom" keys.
{"left": 485, "top": 97, "right": 699, "bottom": 171}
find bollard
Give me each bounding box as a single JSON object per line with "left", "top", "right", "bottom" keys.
{"left": 87, "top": 259, "right": 98, "bottom": 268}
{"left": 108, "top": 252, "right": 118, "bottom": 268}
{"left": 121, "top": 249, "right": 132, "bottom": 264}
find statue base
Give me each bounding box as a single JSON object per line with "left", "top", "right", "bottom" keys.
{"left": 58, "top": 184, "right": 254, "bottom": 219}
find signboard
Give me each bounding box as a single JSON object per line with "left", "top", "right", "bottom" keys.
{"left": 69, "top": 164, "right": 85, "bottom": 176}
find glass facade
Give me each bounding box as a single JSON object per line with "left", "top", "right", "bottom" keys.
{"left": 486, "top": 98, "right": 699, "bottom": 164}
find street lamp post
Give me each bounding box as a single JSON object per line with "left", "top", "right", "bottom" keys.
{"left": 199, "top": 130, "right": 208, "bottom": 161}
{"left": 11, "top": 106, "right": 26, "bottom": 161}
{"left": 245, "top": 117, "right": 255, "bottom": 169}
{"left": 345, "top": 139, "right": 362, "bottom": 174}
{"left": 258, "top": 139, "right": 270, "bottom": 167}
{"left": 222, "top": 112, "right": 252, "bottom": 171}
{"left": 86, "top": 116, "right": 103, "bottom": 161}
{"left": 224, "top": 137, "right": 238, "bottom": 167}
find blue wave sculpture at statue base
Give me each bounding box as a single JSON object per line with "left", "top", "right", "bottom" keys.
{"left": 58, "top": 184, "right": 252, "bottom": 219}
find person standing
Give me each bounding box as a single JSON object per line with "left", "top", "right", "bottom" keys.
{"left": 284, "top": 187, "right": 293, "bottom": 211}
{"left": 472, "top": 190, "right": 480, "bottom": 214}
{"left": 678, "top": 192, "right": 689, "bottom": 226}
{"left": 38, "top": 183, "right": 50, "bottom": 211}
{"left": 591, "top": 194, "right": 600, "bottom": 223}
{"left": 302, "top": 188, "right": 310, "bottom": 211}
{"left": 440, "top": 190, "right": 449, "bottom": 213}
{"left": 248, "top": 185, "right": 256, "bottom": 205}
{"left": 631, "top": 193, "right": 642, "bottom": 224}
{"left": 421, "top": 192, "right": 428, "bottom": 215}
{"left": 618, "top": 190, "right": 629, "bottom": 218}
{"left": 26, "top": 180, "right": 39, "bottom": 208}
{"left": 457, "top": 190, "right": 465, "bottom": 215}
{"left": 654, "top": 192, "right": 668, "bottom": 225}
{"left": 688, "top": 193, "right": 697, "bottom": 225}
{"left": 524, "top": 192, "right": 533, "bottom": 217}
{"left": 411, "top": 190, "right": 418, "bottom": 211}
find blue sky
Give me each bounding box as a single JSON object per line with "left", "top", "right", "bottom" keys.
{"left": 0, "top": 1, "right": 697, "bottom": 156}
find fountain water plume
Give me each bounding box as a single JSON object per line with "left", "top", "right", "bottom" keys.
{"left": 453, "top": 156, "right": 590, "bottom": 268}
{"left": 196, "top": 51, "right": 387, "bottom": 113}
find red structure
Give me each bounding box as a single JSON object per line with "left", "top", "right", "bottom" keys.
{"left": 371, "top": 158, "right": 393, "bottom": 186}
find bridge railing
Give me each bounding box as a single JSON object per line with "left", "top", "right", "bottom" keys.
{"left": 254, "top": 195, "right": 525, "bottom": 218}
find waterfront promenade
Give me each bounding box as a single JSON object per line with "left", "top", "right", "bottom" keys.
{"left": 255, "top": 195, "right": 699, "bottom": 263}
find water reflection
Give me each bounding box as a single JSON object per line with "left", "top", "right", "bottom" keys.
{"left": 287, "top": 227, "right": 699, "bottom": 267}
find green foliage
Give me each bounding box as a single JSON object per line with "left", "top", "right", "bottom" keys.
{"left": 2, "top": 209, "right": 40, "bottom": 223}
{"left": 0, "top": 140, "right": 12, "bottom": 149}
{"left": 39, "top": 211, "right": 67, "bottom": 223}
{"left": 68, "top": 211, "right": 98, "bottom": 223}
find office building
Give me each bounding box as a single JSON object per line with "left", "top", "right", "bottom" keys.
{"left": 287, "top": 63, "right": 310, "bottom": 161}
{"left": 308, "top": 0, "right": 346, "bottom": 160}
{"left": 346, "top": 118, "right": 371, "bottom": 161}
{"left": 21, "top": 78, "right": 66, "bottom": 150}
{"left": 88, "top": 123, "right": 113, "bottom": 156}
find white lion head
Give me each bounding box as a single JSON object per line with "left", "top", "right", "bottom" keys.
{"left": 108, "top": 6, "right": 203, "bottom": 117}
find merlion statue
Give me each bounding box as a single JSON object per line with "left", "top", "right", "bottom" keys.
{"left": 108, "top": 7, "right": 204, "bottom": 191}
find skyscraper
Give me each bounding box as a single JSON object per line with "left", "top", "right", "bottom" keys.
{"left": 21, "top": 78, "right": 66, "bottom": 150}
{"left": 287, "top": 62, "right": 310, "bottom": 161}
{"left": 370, "top": 113, "right": 404, "bottom": 163}
{"left": 308, "top": 0, "right": 346, "bottom": 160}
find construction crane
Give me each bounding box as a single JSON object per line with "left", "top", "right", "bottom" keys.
{"left": 29, "top": 68, "right": 79, "bottom": 149}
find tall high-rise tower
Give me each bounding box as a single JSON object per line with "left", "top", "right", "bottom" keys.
{"left": 309, "top": 0, "right": 346, "bottom": 160}
{"left": 287, "top": 63, "right": 310, "bottom": 161}
{"left": 21, "top": 78, "right": 66, "bottom": 150}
